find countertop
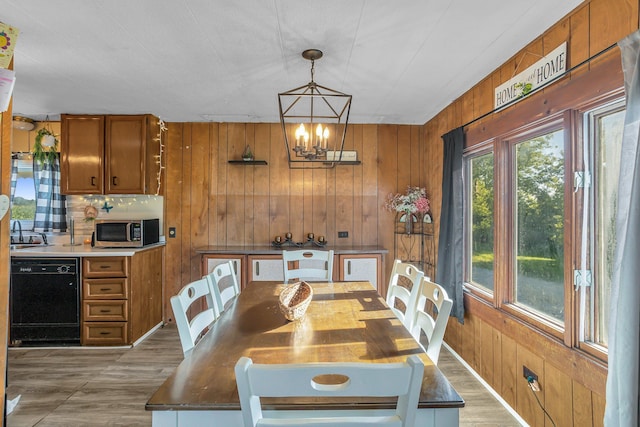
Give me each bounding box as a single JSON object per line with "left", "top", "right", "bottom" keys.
{"left": 194, "top": 245, "right": 388, "bottom": 255}
{"left": 10, "top": 242, "right": 165, "bottom": 257}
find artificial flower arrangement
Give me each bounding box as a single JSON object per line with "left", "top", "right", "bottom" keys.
{"left": 33, "top": 127, "right": 59, "bottom": 166}
{"left": 384, "top": 186, "right": 431, "bottom": 217}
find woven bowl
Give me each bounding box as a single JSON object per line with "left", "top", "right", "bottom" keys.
{"left": 279, "top": 281, "right": 313, "bottom": 321}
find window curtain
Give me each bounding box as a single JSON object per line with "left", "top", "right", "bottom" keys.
{"left": 33, "top": 158, "right": 67, "bottom": 232}
{"left": 604, "top": 31, "right": 640, "bottom": 427}
{"left": 436, "top": 127, "right": 465, "bottom": 323}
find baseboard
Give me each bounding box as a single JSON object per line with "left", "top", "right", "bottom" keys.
{"left": 132, "top": 322, "right": 164, "bottom": 347}
{"left": 443, "top": 342, "right": 529, "bottom": 426}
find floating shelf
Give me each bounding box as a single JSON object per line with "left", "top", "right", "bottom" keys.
{"left": 228, "top": 160, "right": 268, "bottom": 165}
{"left": 322, "top": 161, "right": 361, "bottom": 166}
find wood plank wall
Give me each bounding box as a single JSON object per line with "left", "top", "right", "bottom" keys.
{"left": 422, "top": 0, "right": 638, "bottom": 426}
{"left": 0, "top": 58, "right": 13, "bottom": 418}
{"left": 162, "top": 123, "right": 424, "bottom": 320}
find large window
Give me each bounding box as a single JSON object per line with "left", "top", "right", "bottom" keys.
{"left": 462, "top": 96, "right": 623, "bottom": 360}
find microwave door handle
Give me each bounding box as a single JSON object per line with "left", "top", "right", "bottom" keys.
{"left": 126, "top": 223, "right": 133, "bottom": 242}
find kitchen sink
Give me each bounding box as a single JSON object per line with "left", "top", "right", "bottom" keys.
{"left": 10, "top": 244, "right": 51, "bottom": 250}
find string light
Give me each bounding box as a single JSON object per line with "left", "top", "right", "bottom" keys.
{"left": 155, "top": 119, "right": 167, "bottom": 196}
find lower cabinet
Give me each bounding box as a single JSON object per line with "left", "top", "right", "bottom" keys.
{"left": 338, "top": 254, "right": 383, "bottom": 292}
{"left": 248, "top": 255, "right": 284, "bottom": 284}
{"left": 202, "top": 255, "right": 243, "bottom": 286}
{"left": 82, "top": 246, "right": 163, "bottom": 346}
{"left": 201, "top": 251, "right": 385, "bottom": 294}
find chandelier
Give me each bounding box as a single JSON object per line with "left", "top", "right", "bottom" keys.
{"left": 278, "top": 49, "right": 352, "bottom": 168}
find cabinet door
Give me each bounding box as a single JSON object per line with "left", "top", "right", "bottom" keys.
{"left": 248, "top": 256, "right": 284, "bottom": 282}
{"left": 202, "top": 255, "right": 243, "bottom": 288}
{"left": 340, "top": 255, "right": 381, "bottom": 291}
{"left": 61, "top": 115, "right": 104, "bottom": 194}
{"left": 106, "top": 115, "right": 147, "bottom": 194}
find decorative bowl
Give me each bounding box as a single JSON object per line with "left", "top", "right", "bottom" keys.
{"left": 278, "top": 281, "right": 313, "bottom": 321}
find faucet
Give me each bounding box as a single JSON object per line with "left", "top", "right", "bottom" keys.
{"left": 12, "top": 220, "right": 23, "bottom": 243}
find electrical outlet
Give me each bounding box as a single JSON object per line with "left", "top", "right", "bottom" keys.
{"left": 523, "top": 365, "right": 538, "bottom": 382}
{"left": 338, "top": 231, "right": 348, "bottom": 238}
{"left": 168, "top": 227, "right": 177, "bottom": 238}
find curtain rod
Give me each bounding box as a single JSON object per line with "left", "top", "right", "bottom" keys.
{"left": 460, "top": 42, "right": 619, "bottom": 130}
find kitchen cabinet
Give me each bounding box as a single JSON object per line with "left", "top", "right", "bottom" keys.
{"left": 81, "top": 246, "right": 163, "bottom": 346}
{"left": 61, "top": 114, "right": 162, "bottom": 195}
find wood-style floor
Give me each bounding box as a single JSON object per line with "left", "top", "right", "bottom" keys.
{"left": 6, "top": 324, "right": 523, "bottom": 426}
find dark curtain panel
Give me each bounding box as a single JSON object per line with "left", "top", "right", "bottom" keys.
{"left": 436, "top": 127, "right": 465, "bottom": 323}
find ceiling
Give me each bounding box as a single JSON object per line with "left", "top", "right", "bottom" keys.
{"left": 4, "top": 0, "right": 583, "bottom": 124}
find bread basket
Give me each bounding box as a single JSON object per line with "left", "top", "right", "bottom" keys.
{"left": 278, "top": 281, "right": 313, "bottom": 321}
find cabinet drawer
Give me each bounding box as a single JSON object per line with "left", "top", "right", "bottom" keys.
{"left": 83, "top": 278, "right": 128, "bottom": 299}
{"left": 83, "top": 257, "right": 129, "bottom": 278}
{"left": 83, "top": 300, "right": 128, "bottom": 321}
{"left": 82, "top": 322, "right": 128, "bottom": 346}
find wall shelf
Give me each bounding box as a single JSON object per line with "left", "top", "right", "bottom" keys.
{"left": 228, "top": 160, "right": 268, "bottom": 165}
{"left": 322, "top": 161, "right": 362, "bottom": 166}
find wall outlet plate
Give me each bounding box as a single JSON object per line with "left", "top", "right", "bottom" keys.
{"left": 523, "top": 365, "right": 538, "bottom": 382}
{"left": 338, "top": 231, "right": 348, "bottom": 238}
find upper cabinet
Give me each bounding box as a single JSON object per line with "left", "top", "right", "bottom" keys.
{"left": 61, "top": 114, "right": 163, "bottom": 195}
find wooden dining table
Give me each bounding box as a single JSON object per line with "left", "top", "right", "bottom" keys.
{"left": 146, "top": 281, "right": 464, "bottom": 426}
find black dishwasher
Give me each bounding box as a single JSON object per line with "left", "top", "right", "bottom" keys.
{"left": 10, "top": 258, "right": 81, "bottom": 346}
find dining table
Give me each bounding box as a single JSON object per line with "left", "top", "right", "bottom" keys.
{"left": 146, "top": 281, "right": 464, "bottom": 426}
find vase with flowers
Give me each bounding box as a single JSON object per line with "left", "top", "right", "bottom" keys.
{"left": 384, "top": 186, "right": 430, "bottom": 234}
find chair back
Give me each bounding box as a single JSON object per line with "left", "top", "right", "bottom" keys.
{"left": 170, "top": 277, "right": 220, "bottom": 355}
{"left": 385, "top": 260, "right": 424, "bottom": 329}
{"left": 235, "top": 355, "right": 424, "bottom": 427}
{"left": 410, "top": 278, "right": 453, "bottom": 364}
{"left": 205, "top": 260, "right": 241, "bottom": 312}
{"left": 282, "top": 249, "right": 334, "bottom": 283}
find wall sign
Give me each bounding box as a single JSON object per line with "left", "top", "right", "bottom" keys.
{"left": 494, "top": 42, "right": 567, "bottom": 109}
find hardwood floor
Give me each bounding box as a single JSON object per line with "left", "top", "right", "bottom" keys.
{"left": 6, "top": 324, "right": 523, "bottom": 426}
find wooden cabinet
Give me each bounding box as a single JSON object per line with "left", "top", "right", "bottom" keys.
{"left": 248, "top": 255, "right": 284, "bottom": 284}
{"left": 202, "top": 254, "right": 243, "bottom": 287}
{"left": 338, "top": 254, "right": 383, "bottom": 292}
{"left": 81, "top": 246, "right": 163, "bottom": 346}
{"left": 61, "top": 114, "right": 162, "bottom": 195}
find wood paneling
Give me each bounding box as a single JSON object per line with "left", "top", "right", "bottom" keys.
{"left": 425, "top": 1, "right": 636, "bottom": 425}
{"left": 163, "top": 122, "right": 422, "bottom": 320}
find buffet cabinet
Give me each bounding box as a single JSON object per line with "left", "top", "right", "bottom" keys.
{"left": 81, "top": 246, "right": 163, "bottom": 345}
{"left": 200, "top": 247, "right": 387, "bottom": 293}
{"left": 60, "top": 114, "right": 163, "bottom": 195}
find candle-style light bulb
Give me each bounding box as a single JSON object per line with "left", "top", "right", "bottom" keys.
{"left": 316, "top": 124, "right": 323, "bottom": 147}
{"left": 295, "top": 123, "right": 305, "bottom": 146}
{"left": 323, "top": 127, "right": 329, "bottom": 148}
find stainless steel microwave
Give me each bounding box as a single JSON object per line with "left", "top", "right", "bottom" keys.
{"left": 93, "top": 219, "right": 160, "bottom": 248}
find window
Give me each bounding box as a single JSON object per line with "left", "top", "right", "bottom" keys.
{"left": 11, "top": 155, "right": 36, "bottom": 229}
{"left": 465, "top": 150, "right": 494, "bottom": 293}
{"left": 462, "top": 95, "right": 623, "bottom": 360}
{"left": 512, "top": 128, "right": 565, "bottom": 324}
{"left": 580, "top": 100, "right": 624, "bottom": 356}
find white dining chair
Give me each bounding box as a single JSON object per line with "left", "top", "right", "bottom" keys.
{"left": 235, "top": 354, "right": 424, "bottom": 427}
{"left": 386, "top": 260, "right": 425, "bottom": 329}
{"left": 410, "top": 277, "right": 453, "bottom": 364}
{"left": 282, "top": 249, "right": 334, "bottom": 283}
{"left": 170, "top": 277, "right": 221, "bottom": 355}
{"left": 205, "top": 260, "right": 241, "bottom": 312}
